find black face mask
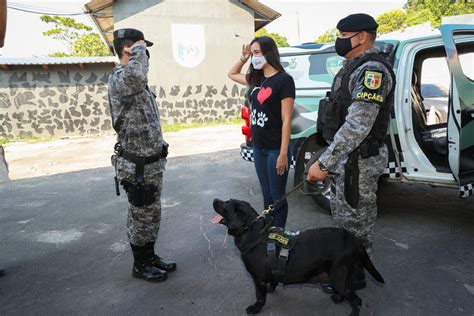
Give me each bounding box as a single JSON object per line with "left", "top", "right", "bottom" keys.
{"left": 146, "top": 49, "right": 150, "bottom": 59}
{"left": 335, "top": 32, "right": 361, "bottom": 57}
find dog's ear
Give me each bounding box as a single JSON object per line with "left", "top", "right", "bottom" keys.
{"left": 226, "top": 200, "right": 249, "bottom": 231}
{"left": 234, "top": 200, "right": 257, "bottom": 216}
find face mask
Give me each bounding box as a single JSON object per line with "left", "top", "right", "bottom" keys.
{"left": 146, "top": 49, "right": 150, "bottom": 59}
{"left": 251, "top": 55, "right": 267, "bottom": 70}
{"left": 335, "top": 32, "right": 361, "bottom": 57}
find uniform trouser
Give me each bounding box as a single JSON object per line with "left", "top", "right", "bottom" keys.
{"left": 119, "top": 170, "right": 163, "bottom": 246}
{"left": 330, "top": 145, "right": 388, "bottom": 256}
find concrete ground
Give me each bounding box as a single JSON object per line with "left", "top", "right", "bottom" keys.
{"left": 3, "top": 125, "right": 243, "bottom": 180}
{"left": 0, "top": 126, "right": 473, "bottom": 315}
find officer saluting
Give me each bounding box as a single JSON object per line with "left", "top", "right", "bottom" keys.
{"left": 108, "top": 28, "right": 176, "bottom": 282}
{"left": 307, "top": 14, "right": 395, "bottom": 288}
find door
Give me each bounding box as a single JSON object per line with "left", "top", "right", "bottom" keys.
{"left": 440, "top": 25, "right": 474, "bottom": 198}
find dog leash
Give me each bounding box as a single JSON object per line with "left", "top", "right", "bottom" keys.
{"left": 262, "top": 180, "right": 305, "bottom": 215}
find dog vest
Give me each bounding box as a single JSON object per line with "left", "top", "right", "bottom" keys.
{"left": 266, "top": 227, "right": 299, "bottom": 280}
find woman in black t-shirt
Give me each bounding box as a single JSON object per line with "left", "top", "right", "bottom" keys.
{"left": 227, "top": 36, "right": 295, "bottom": 228}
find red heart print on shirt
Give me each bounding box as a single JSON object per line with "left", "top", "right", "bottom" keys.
{"left": 257, "top": 87, "right": 273, "bottom": 104}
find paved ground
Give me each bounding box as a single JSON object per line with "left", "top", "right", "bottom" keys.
{"left": 3, "top": 125, "right": 242, "bottom": 180}
{"left": 1, "top": 129, "right": 474, "bottom": 315}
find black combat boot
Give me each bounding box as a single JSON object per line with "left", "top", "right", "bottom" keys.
{"left": 130, "top": 243, "right": 167, "bottom": 282}
{"left": 144, "top": 241, "right": 177, "bottom": 272}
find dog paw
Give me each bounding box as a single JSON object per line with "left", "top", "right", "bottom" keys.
{"left": 330, "top": 294, "right": 344, "bottom": 304}
{"left": 246, "top": 303, "right": 263, "bottom": 314}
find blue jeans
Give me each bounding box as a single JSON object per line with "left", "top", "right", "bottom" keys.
{"left": 253, "top": 145, "right": 292, "bottom": 228}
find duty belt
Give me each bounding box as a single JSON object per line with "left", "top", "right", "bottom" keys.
{"left": 114, "top": 142, "right": 167, "bottom": 183}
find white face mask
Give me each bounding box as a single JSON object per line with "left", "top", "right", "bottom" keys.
{"left": 251, "top": 55, "right": 267, "bottom": 70}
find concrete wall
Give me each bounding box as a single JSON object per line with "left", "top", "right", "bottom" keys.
{"left": 0, "top": 63, "right": 114, "bottom": 138}
{"left": 113, "top": 0, "right": 255, "bottom": 123}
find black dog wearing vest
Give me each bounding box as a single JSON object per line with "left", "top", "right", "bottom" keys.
{"left": 212, "top": 198, "right": 384, "bottom": 316}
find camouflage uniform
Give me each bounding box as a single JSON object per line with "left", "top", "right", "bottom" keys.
{"left": 108, "top": 45, "right": 166, "bottom": 246}
{"left": 319, "top": 47, "right": 394, "bottom": 256}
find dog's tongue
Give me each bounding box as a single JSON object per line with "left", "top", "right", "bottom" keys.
{"left": 211, "top": 214, "right": 224, "bottom": 224}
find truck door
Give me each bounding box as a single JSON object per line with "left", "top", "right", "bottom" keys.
{"left": 440, "top": 25, "right": 474, "bottom": 198}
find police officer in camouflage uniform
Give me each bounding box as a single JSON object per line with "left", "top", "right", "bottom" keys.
{"left": 109, "top": 28, "right": 176, "bottom": 282}
{"left": 307, "top": 13, "right": 395, "bottom": 290}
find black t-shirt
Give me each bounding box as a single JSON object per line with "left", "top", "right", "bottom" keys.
{"left": 250, "top": 71, "right": 295, "bottom": 149}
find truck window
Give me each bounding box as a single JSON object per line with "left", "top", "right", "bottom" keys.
{"left": 421, "top": 57, "right": 450, "bottom": 125}
{"left": 281, "top": 53, "right": 344, "bottom": 89}
{"left": 459, "top": 52, "right": 474, "bottom": 81}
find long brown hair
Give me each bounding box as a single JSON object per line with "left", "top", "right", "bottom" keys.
{"left": 246, "top": 36, "right": 285, "bottom": 91}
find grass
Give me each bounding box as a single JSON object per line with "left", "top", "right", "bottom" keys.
{"left": 0, "top": 118, "right": 244, "bottom": 146}
{"left": 162, "top": 117, "right": 242, "bottom": 132}
{"left": 0, "top": 135, "right": 55, "bottom": 146}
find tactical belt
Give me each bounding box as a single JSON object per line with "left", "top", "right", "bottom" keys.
{"left": 114, "top": 142, "right": 166, "bottom": 182}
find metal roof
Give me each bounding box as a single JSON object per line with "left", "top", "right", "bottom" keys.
{"left": 0, "top": 56, "right": 118, "bottom": 66}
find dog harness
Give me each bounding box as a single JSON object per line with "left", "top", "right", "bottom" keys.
{"left": 266, "top": 227, "right": 299, "bottom": 280}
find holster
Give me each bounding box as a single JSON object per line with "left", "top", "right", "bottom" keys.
{"left": 112, "top": 142, "right": 167, "bottom": 207}
{"left": 344, "top": 150, "right": 360, "bottom": 209}
{"left": 121, "top": 179, "right": 157, "bottom": 207}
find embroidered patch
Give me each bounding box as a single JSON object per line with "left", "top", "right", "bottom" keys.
{"left": 364, "top": 71, "right": 383, "bottom": 90}
{"left": 268, "top": 233, "right": 289, "bottom": 245}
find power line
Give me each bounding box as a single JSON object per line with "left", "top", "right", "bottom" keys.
{"left": 7, "top": 3, "right": 90, "bottom": 16}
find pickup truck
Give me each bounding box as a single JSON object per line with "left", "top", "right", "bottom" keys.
{"left": 239, "top": 24, "right": 474, "bottom": 213}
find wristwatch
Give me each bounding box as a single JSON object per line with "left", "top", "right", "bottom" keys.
{"left": 317, "top": 160, "right": 328, "bottom": 172}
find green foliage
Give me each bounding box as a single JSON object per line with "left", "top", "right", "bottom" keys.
{"left": 374, "top": 0, "right": 474, "bottom": 34}
{"left": 72, "top": 33, "right": 112, "bottom": 57}
{"left": 315, "top": 28, "right": 338, "bottom": 43}
{"left": 405, "top": 8, "right": 431, "bottom": 26}
{"left": 376, "top": 10, "right": 408, "bottom": 34}
{"left": 423, "top": 0, "right": 474, "bottom": 27}
{"left": 41, "top": 15, "right": 111, "bottom": 57}
{"left": 255, "top": 28, "right": 289, "bottom": 47}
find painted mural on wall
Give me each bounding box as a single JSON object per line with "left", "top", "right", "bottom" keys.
{"left": 0, "top": 67, "right": 245, "bottom": 138}
{"left": 156, "top": 83, "right": 246, "bottom": 124}
{"left": 0, "top": 67, "right": 113, "bottom": 139}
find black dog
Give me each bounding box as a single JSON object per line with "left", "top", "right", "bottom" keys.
{"left": 212, "top": 198, "right": 384, "bottom": 316}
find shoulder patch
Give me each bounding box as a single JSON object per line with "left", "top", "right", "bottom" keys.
{"left": 364, "top": 70, "right": 383, "bottom": 90}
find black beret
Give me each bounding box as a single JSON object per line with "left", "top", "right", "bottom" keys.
{"left": 337, "top": 13, "right": 378, "bottom": 33}
{"left": 113, "top": 28, "right": 153, "bottom": 47}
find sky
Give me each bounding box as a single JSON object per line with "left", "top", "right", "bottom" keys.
{"left": 260, "top": 0, "right": 406, "bottom": 44}
{"left": 1, "top": 0, "right": 406, "bottom": 57}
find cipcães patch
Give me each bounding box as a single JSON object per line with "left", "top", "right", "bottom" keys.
{"left": 268, "top": 233, "right": 289, "bottom": 245}
{"left": 364, "top": 71, "right": 383, "bottom": 90}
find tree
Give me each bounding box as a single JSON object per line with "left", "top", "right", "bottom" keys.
{"left": 376, "top": 10, "right": 407, "bottom": 34}
{"left": 41, "top": 15, "right": 111, "bottom": 57}
{"left": 72, "top": 33, "right": 111, "bottom": 57}
{"left": 315, "top": 28, "right": 338, "bottom": 43}
{"left": 255, "top": 28, "right": 289, "bottom": 47}
{"left": 423, "top": 0, "right": 474, "bottom": 27}
{"left": 376, "top": 0, "right": 474, "bottom": 34}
